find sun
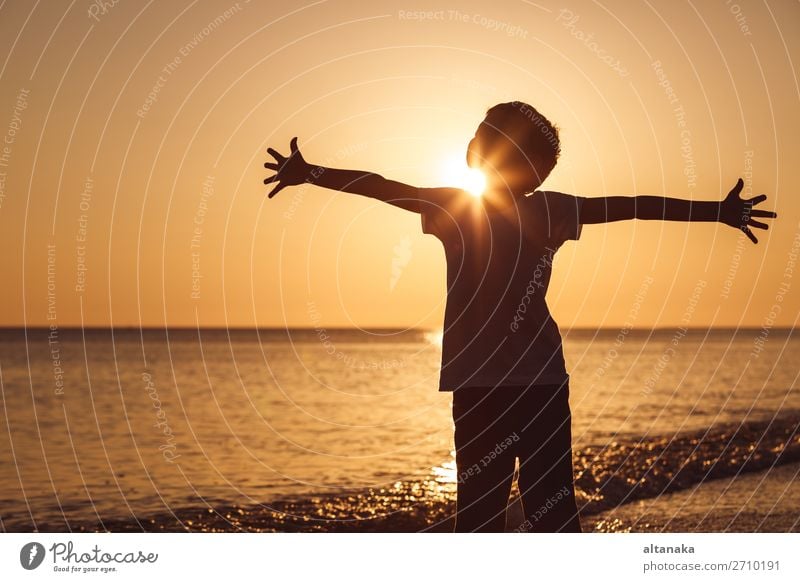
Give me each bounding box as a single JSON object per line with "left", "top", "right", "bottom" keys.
{"left": 439, "top": 155, "right": 486, "bottom": 197}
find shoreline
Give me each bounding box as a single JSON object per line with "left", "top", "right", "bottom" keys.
{"left": 6, "top": 413, "right": 798, "bottom": 533}
{"left": 584, "top": 461, "right": 800, "bottom": 532}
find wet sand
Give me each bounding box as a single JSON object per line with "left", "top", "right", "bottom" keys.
{"left": 584, "top": 462, "right": 800, "bottom": 532}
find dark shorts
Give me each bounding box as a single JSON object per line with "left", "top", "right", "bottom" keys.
{"left": 452, "top": 381, "right": 581, "bottom": 532}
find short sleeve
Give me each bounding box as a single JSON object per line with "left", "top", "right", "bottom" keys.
{"left": 535, "top": 190, "right": 585, "bottom": 245}
{"left": 420, "top": 203, "right": 438, "bottom": 236}
{"left": 418, "top": 188, "right": 456, "bottom": 239}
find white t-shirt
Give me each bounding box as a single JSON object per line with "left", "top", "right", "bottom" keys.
{"left": 420, "top": 190, "right": 585, "bottom": 391}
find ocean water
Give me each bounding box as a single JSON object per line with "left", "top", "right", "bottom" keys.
{"left": 0, "top": 327, "right": 797, "bottom": 531}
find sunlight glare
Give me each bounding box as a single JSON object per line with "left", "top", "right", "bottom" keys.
{"left": 439, "top": 156, "right": 486, "bottom": 197}
{"left": 424, "top": 330, "right": 443, "bottom": 348}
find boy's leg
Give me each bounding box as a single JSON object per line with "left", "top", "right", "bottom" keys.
{"left": 452, "top": 387, "right": 518, "bottom": 532}
{"left": 516, "top": 381, "right": 582, "bottom": 532}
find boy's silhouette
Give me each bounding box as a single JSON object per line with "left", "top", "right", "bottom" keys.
{"left": 264, "top": 101, "right": 776, "bottom": 532}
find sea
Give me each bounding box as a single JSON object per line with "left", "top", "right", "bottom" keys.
{"left": 0, "top": 327, "right": 797, "bottom": 532}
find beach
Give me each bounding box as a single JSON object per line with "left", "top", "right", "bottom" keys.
{"left": 7, "top": 411, "right": 798, "bottom": 533}
{"left": 585, "top": 462, "right": 800, "bottom": 533}
{"left": 1, "top": 327, "right": 797, "bottom": 532}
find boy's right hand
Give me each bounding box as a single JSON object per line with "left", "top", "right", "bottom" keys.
{"left": 264, "top": 137, "right": 312, "bottom": 198}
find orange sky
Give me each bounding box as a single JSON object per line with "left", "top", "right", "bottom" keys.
{"left": 0, "top": 0, "right": 798, "bottom": 329}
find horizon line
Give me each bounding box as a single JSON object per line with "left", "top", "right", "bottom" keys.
{"left": 1, "top": 325, "right": 794, "bottom": 332}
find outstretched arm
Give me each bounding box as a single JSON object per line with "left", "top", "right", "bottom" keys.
{"left": 263, "top": 137, "right": 457, "bottom": 213}
{"left": 579, "top": 178, "right": 777, "bottom": 243}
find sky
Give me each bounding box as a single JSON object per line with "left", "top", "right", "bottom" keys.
{"left": 0, "top": 0, "right": 798, "bottom": 329}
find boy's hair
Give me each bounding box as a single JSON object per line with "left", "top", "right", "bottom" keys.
{"left": 483, "top": 101, "right": 561, "bottom": 188}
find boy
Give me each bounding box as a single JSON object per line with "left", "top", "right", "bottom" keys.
{"left": 264, "top": 101, "right": 776, "bottom": 532}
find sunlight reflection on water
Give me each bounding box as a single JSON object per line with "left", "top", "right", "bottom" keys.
{"left": 1, "top": 328, "right": 797, "bottom": 530}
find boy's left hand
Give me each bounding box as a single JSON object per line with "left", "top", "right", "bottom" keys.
{"left": 719, "top": 178, "right": 777, "bottom": 244}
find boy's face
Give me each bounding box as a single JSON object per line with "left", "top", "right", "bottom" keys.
{"left": 467, "top": 118, "right": 542, "bottom": 198}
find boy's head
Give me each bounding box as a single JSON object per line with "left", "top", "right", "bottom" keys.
{"left": 467, "top": 101, "right": 560, "bottom": 195}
